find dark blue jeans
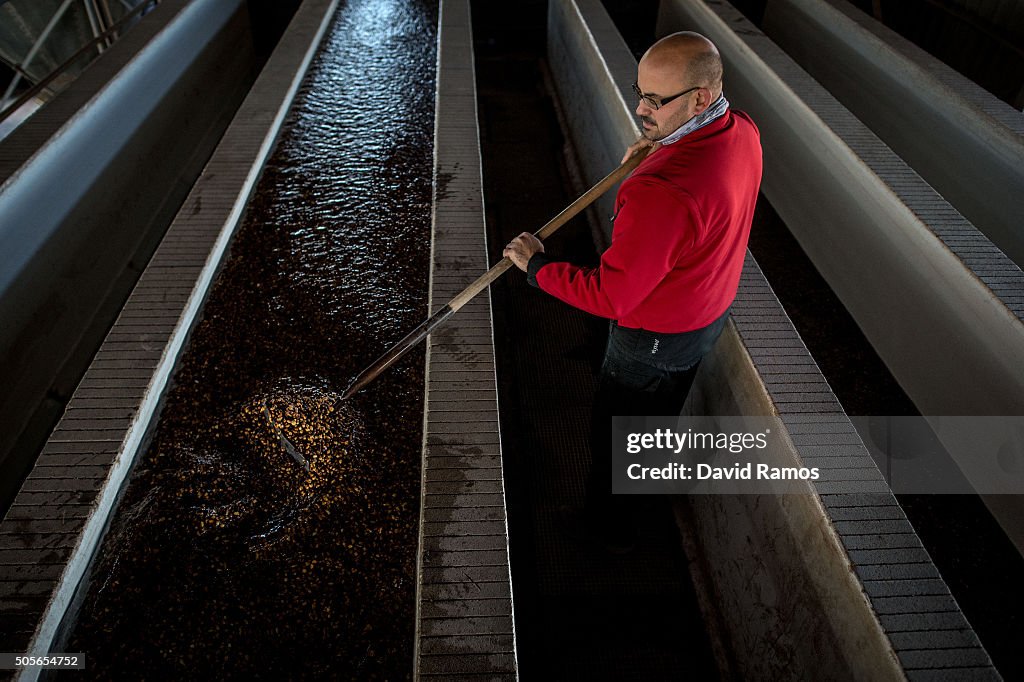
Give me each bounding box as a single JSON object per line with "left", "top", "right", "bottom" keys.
{"left": 585, "top": 309, "right": 730, "bottom": 525}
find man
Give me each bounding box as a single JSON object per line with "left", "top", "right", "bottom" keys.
{"left": 503, "top": 32, "right": 762, "bottom": 552}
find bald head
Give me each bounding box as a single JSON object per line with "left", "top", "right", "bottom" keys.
{"left": 641, "top": 32, "right": 723, "bottom": 98}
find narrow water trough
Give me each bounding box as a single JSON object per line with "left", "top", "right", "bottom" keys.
{"left": 0, "top": 0, "right": 520, "bottom": 677}
{"left": 62, "top": 0, "right": 440, "bottom": 675}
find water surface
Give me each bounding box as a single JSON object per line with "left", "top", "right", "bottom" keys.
{"left": 67, "top": 1, "right": 438, "bottom": 677}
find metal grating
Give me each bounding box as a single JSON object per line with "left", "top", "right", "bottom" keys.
{"left": 413, "top": 1, "right": 517, "bottom": 678}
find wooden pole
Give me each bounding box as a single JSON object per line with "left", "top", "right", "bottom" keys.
{"left": 340, "top": 145, "right": 652, "bottom": 400}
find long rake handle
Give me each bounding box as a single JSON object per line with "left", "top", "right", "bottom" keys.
{"left": 341, "top": 147, "right": 651, "bottom": 400}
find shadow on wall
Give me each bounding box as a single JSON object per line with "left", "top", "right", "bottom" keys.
{"left": 727, "top": 0, "right": 1024, "bottom": 109}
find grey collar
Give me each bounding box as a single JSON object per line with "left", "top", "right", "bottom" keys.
{"left": 659, "top": 94, "right": 730, "bottom": 146}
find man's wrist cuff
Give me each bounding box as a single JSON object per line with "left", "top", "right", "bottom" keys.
{"left": 526, "top": 252, "right": 552, "bottom": 288}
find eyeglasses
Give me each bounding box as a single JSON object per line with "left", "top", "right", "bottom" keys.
{"left": 632, "top": 82, "right": 701, "bottom": 110}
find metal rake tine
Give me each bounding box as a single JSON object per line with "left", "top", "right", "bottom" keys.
{"left": 262, "top": 399, "right": 310, "bottom": 472}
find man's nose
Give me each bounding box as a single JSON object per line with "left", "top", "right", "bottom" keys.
{"left": 635, "top": 100, "right": 652, "bottom": 117}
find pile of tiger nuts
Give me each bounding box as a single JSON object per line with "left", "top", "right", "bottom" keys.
{"left": 70, "top": 386, "right": 423, "bottom": 679}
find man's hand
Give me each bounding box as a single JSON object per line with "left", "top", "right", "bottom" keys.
{"left": 503, "top": 232, "right": 544, "bottom": 272}
{"left": 620, "top": 136, "right": 660, "bottom": 164}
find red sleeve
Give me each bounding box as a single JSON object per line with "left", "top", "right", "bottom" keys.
{"left": 535, "top": 177, "right": 699, "bottom": 320}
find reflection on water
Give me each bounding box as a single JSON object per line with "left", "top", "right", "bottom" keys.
{"left": 67, "top": 0, "right": 438, "bottom": 677}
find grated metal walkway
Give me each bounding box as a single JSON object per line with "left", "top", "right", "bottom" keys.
{"left": 415, "top": 1, "right": 517, "bottom": 677}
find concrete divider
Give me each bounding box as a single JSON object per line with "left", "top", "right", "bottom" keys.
{"left": 763, "top": 0, "right": 1024, "bottom": 269}
{"left": 548, "top": 0, "right": 997, "bottom": 678}
{"left": 0, "top": 0, "right": 257, "bottom": 496}
{"left": 545, "top": 0, "right": 636, "bottom": 245}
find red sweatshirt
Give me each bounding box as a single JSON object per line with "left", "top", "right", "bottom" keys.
{"left": 529, "top": 109, "right": 762, "bottom": 333}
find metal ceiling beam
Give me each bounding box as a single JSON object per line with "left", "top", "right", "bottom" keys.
{"left": 0, "top": 0, "right": 76, "bottom": 108}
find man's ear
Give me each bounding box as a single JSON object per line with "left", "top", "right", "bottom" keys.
{"left": 694, "top": 87, "right": 713, "bottom": 114}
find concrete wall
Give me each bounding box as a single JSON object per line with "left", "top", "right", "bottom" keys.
{"left": 546, "top": 0, "right": 638, "bottom": 244}
{"left": 763, "top": 0, "right": 1024, "bottom": 269}
{"left": 682, "top": 331, "right": 904, "bottom": 681}
{"left": 414, "top": 2, "right": 518, "bottom": 676}
{"left": 0, "top": 0, "right": 256, "bottom": 508}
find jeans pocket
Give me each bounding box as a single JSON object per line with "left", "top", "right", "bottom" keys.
{"left": 603, "top": 354, "right": 664, "bottom": 393}
{"left": 608, "top": 323, "right": 652, "bottom": 360}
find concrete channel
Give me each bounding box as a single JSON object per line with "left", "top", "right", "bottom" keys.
{"left": 552, "top": 0, "right": 998, "bottom": 678}
{"left": 0, "top": 0, "right": 1016, "bottom": 678}
{"left": 763, "top": 0, "right": 1024, "bottom": 270}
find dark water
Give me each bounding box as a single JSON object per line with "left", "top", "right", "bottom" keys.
{"left": 66, "top": 0, "right": 438, "bottom": 678}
